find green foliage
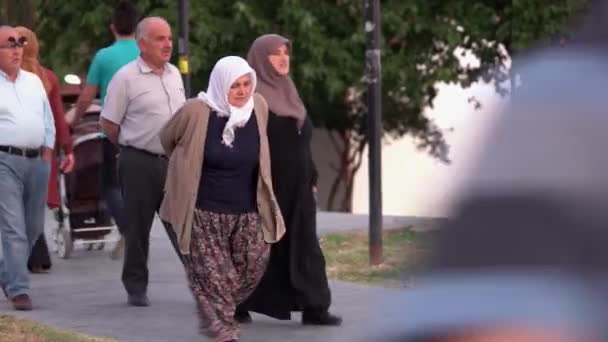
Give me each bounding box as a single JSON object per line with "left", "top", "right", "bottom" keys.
{"left": 32, "top": 0, "right": 589, "bottom": 161}
{"left": 511, "top": 0, "right": 589, "bottom": 51}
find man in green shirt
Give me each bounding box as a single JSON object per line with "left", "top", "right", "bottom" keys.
{"left": 69, "top": 1, "right": 140, "bottom": 259}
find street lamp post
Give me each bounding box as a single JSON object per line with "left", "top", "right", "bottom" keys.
{"left": 177, "top": 0, "right": 190, "bottom": 97}
{"left": 365, "top": 0, "right": 383, "bottom": 266}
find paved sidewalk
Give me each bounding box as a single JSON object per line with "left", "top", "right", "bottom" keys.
{"left": 0, "top": 211, "right": 420, "bottom": 341}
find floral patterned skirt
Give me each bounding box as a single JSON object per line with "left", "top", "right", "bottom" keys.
{"left": 184, "top": 209, "right": 270, "bottom": 341}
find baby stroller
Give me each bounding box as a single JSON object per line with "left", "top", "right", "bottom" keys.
{"left": 51, "top": 108, "right": 119, "bottom": 259}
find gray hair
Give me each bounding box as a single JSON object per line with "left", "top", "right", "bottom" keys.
{"left": 135, "top": 16, "right": 168, "bottom": 41}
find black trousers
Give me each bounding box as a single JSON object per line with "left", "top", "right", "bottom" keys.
{"left": 101, "top": 138, "right": 126, "bottom": 235}
{"left": 118, "top": 146, "right": 183, "bottom": 296}
{"left": 28, "top": 234, "right": 51, "bottom": 271}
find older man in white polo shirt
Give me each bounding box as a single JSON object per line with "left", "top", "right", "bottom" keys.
{"left": 100, "top": 17, "right": 185, "bottom": 307}
{"left": 0, "top": 25, "right": 55, "bottom": 311}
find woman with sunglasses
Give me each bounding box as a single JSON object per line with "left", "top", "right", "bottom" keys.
{"left": 15, "top": 26, "right": 75, "bottom": 274}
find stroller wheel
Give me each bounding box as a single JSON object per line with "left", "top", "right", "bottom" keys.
{"left": 55, "top": 228, "right": 73, "bottom": 259}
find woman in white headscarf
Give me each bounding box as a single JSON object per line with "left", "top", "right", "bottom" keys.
{"left": 159, "top": 56, "right": 285, "bottom": 342}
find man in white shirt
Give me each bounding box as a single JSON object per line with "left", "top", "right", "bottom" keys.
{"left": 100, "top": 17, "right": 185, "bottom": 307}
{"left": 0, "top": 26, "right": 55, "bottom": 311}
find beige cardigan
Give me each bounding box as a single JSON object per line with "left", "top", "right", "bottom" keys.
{"left": 158, "top": 94, "right": 286, "bottom": 255}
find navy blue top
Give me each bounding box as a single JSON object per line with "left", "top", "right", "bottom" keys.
{"left": 196, "top": 111, "right": 260, "bottom": 214}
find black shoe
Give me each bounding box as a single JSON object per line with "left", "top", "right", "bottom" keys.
{"left": 128, "top": 293, "right": 150, "bottom": 307}
{"left": 235, "top": 310, "right": 252, "bottom": 324}
{"left": 302, "top": 310, "right": 342, "bottom": 326}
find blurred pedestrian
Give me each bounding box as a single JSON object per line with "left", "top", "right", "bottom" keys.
{"left": 380, "top": 1, "right": 608, "bottom": 340}
{"left": 68, "top": 0, "right": 140, "bottom": 260}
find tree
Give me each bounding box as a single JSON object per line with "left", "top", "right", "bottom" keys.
{"left": 2, "top": 0, "right": 35, "bottom": 27}
{"left": 34, "top": 0, "right": 589, "bottom": 211}
{"left": 0, "top": 0, "right": 7, "bottom": 24}
{"left": 511, "top": 0, "right": 589, "bottom": 52}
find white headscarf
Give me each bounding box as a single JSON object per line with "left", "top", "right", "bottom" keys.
{"left": 197, "top": 56, "right": 257, "bottom": 147}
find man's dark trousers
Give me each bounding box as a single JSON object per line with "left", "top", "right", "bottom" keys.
{"left": 118, "top": 146, "right": 183, "bottom": 296}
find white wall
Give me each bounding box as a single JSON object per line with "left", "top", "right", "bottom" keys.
{"left": 347, "top": 81, "right": 507, "bottom": 217}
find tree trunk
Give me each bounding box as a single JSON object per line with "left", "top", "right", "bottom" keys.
{"left": 1, "top": 0, "right": 34, "bottom": 27}
{"left": 3, "top": 0, "right": 13, "bottom": 25}
{"left": 23, "top": 0, "right": 35, "bottom": 28}
{"left": 326, "top": 130, "right": 366, "bottom": 212}
{"left": 1, "top": 0, "right": 6, "bottom": 24}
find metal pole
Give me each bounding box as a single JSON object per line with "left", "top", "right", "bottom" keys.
{"left": 365, "top": 0, "right": 383, "bottom": 266}
{"left": 177, "top": 0, "right": 191, "bottom": 97}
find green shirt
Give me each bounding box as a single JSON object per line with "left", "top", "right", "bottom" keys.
{"left": 86, "top": 39, "right": 139, "bottom": 106}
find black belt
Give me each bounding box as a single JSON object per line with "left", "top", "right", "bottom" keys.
{"left": 0, "top": 145, "right": 41, "bottom": 158}
{"left": 120, "top": 145, "right": 167, "bottom": 160}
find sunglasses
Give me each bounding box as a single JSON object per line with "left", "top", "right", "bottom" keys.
{"left": 0, "top": 37, "right": 28, "bottom": 49}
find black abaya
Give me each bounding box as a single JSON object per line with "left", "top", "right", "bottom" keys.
{"left": 238, "top": 113, "right": 331, "bottom": 319}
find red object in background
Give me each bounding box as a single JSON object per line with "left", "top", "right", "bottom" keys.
{"left": 46, "top": 68, "right": 74, "bottom": 208}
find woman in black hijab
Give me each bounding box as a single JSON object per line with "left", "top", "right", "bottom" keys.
{"left": 236, "top": 34, "right": 342, "bottom": 326}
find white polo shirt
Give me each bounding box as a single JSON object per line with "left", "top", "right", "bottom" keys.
{"left": 100, "top": 57, "right": 186, "bottom": 154}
